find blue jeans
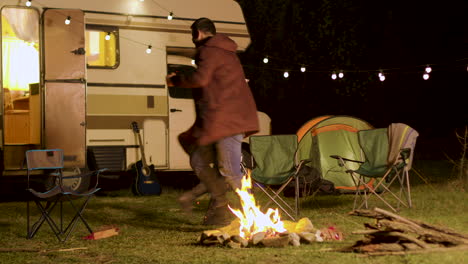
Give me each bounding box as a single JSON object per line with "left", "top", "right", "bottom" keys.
{"left": 190, "top": 134, "right": 244, "bottom": 203}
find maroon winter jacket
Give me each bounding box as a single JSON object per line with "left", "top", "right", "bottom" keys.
{"left": 171, "top": 33, "right": 259, "bottom": 146}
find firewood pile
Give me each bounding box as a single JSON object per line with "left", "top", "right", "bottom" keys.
{"left": 340, "top": 207, "right": 468, "bottom": 255}
{"left": 198, "top": 217, "right": 342, "bottom": 248}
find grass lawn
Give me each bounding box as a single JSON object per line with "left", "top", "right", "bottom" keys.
{"left": 0, "top": 168, "right": 466, "bottom": 264}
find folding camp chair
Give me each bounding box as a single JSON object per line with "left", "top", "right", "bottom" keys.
{"left": 26, "top": 149, "right": 105, "bottom": 242}
{"left": 248, "top": 135, "right": 310, "bottom": 221}
{"left": 331, "top": 123, "right": 419, "bottom": 212}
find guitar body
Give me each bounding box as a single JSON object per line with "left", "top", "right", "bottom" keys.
{"left": 131, "top": 161, "right": 161, "bottom": 196}
{"left": 131, "top": 121, "right": 162, "bottom": 196}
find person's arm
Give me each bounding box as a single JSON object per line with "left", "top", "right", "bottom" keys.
{"left": 170, "top": 47, "right": 219, "bottom": 88}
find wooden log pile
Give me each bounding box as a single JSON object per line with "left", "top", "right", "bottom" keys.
{"left": 340, "top": 207, "right": 468, "bottom": 255}
{"left": 198, "top": 217, "right": 341, "bottom": 248}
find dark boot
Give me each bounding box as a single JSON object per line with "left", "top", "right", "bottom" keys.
{"left": 178, "top": 183, "right": 208, "bottom": 215}
{"left": 202, "top": 200, "right": 232, "bottom": 226}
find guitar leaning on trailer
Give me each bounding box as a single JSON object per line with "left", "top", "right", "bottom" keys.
{"left": 131, "top": 121, "right": 162, "bottom": 196}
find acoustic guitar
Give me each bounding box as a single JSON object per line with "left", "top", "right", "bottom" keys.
{"left": 131, "top": 121, "right": 162, "bottom": 196}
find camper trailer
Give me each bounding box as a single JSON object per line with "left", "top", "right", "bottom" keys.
{"left": 0, "top": 0, "right": 270, "bottom": 185}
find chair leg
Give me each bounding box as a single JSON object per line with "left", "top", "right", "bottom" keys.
{"left": 29, "top": 200, "right": 63, "bottom": 241}
{"left": 61, "top": 196, "right": 94, "bottom": 242}
{"left": 254, "top": 183, "right": 296, "bottom": 221}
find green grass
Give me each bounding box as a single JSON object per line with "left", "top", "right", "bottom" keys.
{"left": 0, "top": 177, "right": 467, "bottom": 264}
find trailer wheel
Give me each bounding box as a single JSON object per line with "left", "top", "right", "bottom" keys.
{"left": 44, "top": 168, "right": 91, "bottom": 193}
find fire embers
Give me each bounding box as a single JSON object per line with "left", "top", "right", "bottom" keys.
{"left": 198, "top": 217, "right": 324, "bottom": 248}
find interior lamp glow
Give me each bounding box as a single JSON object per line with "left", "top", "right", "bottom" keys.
{"left": 146, "top": 45, "right": 152, "bottom": 54}
{"left": 26, "top": 0, "right": 32, "bottom": 7}
{"left": 168, "top": 12, "right": 173, "bottom": 20}
{"left": 65, "top": 16, "right": 71, "bottom": 25}
{"left": 283, "top": 71, "right": 289, "bottom": 78}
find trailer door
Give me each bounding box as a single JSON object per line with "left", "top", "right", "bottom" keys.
{"left": 42, "top": 9, "right": 86, "bottom": 168}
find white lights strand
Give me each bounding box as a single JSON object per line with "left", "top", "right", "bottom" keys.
{"left": 26, "top": 0, "right": 32, "bottom": 7}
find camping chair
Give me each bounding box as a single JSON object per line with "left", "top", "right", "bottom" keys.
{"left": 331, "top": 123, "right": 419, "bottom": 212}
{"left": 26, "top": 149, "right": 105, "bottom": 242}
{"left": 248, "top": 135, "right": 311, "bottom": 221}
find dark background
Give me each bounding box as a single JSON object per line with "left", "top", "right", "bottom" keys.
{"left": 235, "top": 0, "right": 467, "bottom": 158}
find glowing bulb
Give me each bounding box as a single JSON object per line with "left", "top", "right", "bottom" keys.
{"left": 26, "top": 0, "right": 31, "bottom": 7}
{"left": 105, "top": 33, "right": 111, "bottom": 41}
{"left": 425, "top": 65, "right": 432, "bottom": 73}
{"left": 338, "top": 71, "right": 344, "bottom": 78}
{"left": 331, "top": 72, "right": 337, "bottom": 80}
{"left": 423, "top": 73, "right": 430, "bottom": 80}
{"left": 283, "top": 71, "right": 289, "bottom": 78}
{"left": 65, "top": 16, "right": 71, "bottom": 25}
{"left": 191, "top": 59, "right": 195, "bottom": 65}
{"left": 300, "top": 66, "right": 306, "bottom": 72}
{"left": 263, "top": 57, "right": 268, "bottom": 64}
{"left": 168, "top": 12, "right": 173, "bottom": 20}
{"left": 379, "top": 75, "right": 386, "bottom": 82}
{"left": 146, "top": 45, "right": 152, "bottom": 54}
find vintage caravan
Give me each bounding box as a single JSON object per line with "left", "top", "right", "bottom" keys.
{"left": 0, "top": 0, "right": 270, "bottom": 186}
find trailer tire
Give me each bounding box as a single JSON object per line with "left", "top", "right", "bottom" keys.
{"left": 44, "top": 168, "right": 91, "bottom": 193}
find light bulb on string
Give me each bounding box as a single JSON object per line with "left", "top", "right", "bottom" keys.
{"left": 26, "top": 0, "right": 32, "bottom": 7}
{"left": 425, "top": 65, "right": 432, "bottom": 73}
{"left": 105, "top": 32, "right": 111, "bottom": 41}
{"left": 263, "top": 57, "right": 269, "bottom": 64}
{"left": 338, "top": 71, "right": 344, "bottom": 79}
{"left": 65, "top": 16, "right": 71, "bottom": 25}
{"left": 423, "top": 73, "right": 430, "bottom": 80}
{"left": 168, "top": 12, "right": 173, "bottom": 20}
{"left": 283, "top": 71, "right": 289, "bottom": 78}
{"left": 331, "top": 72, "right": 337, "bottom": 80}
{"left": 146, "top": 45, "right": 152, "bottom": 54}
{"left": 379, "top": 71, "right": 386, "bottom": 82}
{"left": 300, "top": 66, "right": 306, "bottom": 72}
{"left": 191, "top": 59, "right": 195, "bottom": 65}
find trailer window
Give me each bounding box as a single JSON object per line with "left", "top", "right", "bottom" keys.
{"left": 85, "top": 25, "right": 119, "bottom": 68}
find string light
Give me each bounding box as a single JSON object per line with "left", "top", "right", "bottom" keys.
{"left": 26, "top": 0, "right": 32, "bottom": 7}
{"left": 338, "top": 71, "right": 344, "bottom": 79}
{"left": 423, "top": 73, "right": 430, "bottom": 80}
{"left": 146, "top": 45, "right": 152, "bottom": 54}
{"left": 263, "top": 57, "right": 269, "bottom": 64}
{"left": 105, "top": 32, "right": 111, "bottom": 41}
{"left": 65, "top": 16, "right": 71, "bottom": 25}
{"left": 425, "top": 65, "right": 432, "bottom": 73}
{"left": 378, "top": 71, "right": 386, "bottom": 82}
{"left": 300, "top": 66, "right": 306, "bottom": 72}
{"left": 167, "top": 12, "right": 173, "bottom": 20}
{"left": 191, "top": 60, "right": 196, "bottom": 65}
{"left": 331, "top": 72, "right": 337, "bottom": 80}
{"left": 283, "top": 71, "right": 289, "bottom": 78}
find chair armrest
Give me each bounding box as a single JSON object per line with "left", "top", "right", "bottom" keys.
{"left": 329, "top": 155, "right": 364, "bottom": 164}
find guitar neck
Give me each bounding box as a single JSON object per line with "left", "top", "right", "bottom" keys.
{"left": 136, "top": 131, "right": 149, "bottom": 167}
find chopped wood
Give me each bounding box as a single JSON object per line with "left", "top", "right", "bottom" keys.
{"left": 342, "top": 207, "right": 468, "bottom": 255}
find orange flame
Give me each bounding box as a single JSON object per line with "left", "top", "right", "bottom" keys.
{"left": 229, "top": 172, "right": 286, "bottom": 240}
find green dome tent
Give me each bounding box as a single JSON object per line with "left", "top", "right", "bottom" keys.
{"left": 295, "top": 115, "right": 374, "bottom": 192}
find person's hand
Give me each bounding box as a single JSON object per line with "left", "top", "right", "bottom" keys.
{"left": 166, "top": 72, "right": 176, "bottom": 87}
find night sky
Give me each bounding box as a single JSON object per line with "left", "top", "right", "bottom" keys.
{"left": 236, "top": 0, "right": 468, "bottom": 158}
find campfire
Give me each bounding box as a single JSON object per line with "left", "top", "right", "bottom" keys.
{"left": 198, "top": 173, "right": 342, "bottom": 248}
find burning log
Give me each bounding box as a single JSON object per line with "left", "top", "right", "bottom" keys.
{"left": 340, "top": 207, "right": 468, "bottom": 255}
{"left": 198, "top": 173, "right": 342, "bottom": 248}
